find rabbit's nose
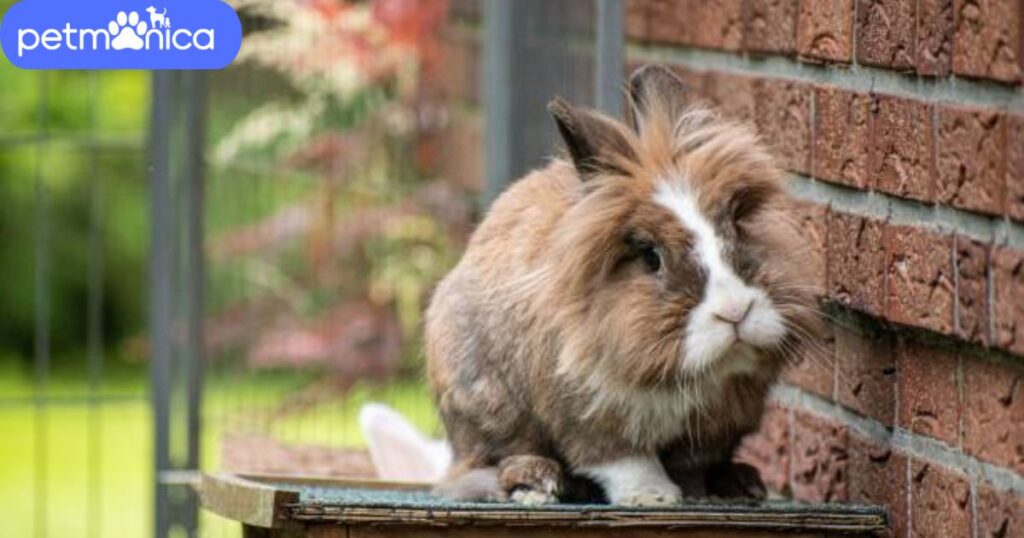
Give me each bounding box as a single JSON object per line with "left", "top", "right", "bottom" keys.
{"left": 713, "top": 299, "right": 754, "bottom": 326}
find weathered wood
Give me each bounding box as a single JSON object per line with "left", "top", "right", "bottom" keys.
{"left": 200, "top": 473, "right": 300, "bottom": 529}
{"left": 290, "top": 505, "right": 884, "bottom": 533}
{"left": 341, "top": 527, "right": 830, "bottom": 538}
{"left": 201, "top": 473, "right": 888, "bottom": 537}
{"left": 245, "top": 523, "right": 308, "bottom": 538}
{"left": 240, "top": 472, "right": 431, "bottom": 491}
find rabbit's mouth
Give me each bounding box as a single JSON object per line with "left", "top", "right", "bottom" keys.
{"left": 681, "top": 288, "right": 786, "bottom": 373}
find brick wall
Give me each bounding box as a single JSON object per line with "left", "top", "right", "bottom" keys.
{"left": 439, "top": 2, "right": 1023, "bottom": 536}
{"left": 626, "top": 1, "right": 1024, "bottom": 536}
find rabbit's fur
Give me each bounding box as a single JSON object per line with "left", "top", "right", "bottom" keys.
{"left": 425, "top": 65, "right": 819, "bottom": 506}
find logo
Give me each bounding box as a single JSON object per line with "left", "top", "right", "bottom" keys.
{"left": 1, "top": 0, "right": 242, "bottom": 69}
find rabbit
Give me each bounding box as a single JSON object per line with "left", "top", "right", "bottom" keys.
{"left": 424, "top": 65, "right": 820, "bottom": 507}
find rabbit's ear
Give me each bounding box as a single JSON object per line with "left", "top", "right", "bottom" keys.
{"left": 626, "top": 64, "right": 692, "bottom": 133}
{"left": 548, "top": 97, "right": 635, "bottom": 181}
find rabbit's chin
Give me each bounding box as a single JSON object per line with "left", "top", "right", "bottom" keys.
{"left": 707, "top": 342, "right": 763, "bottom": 379}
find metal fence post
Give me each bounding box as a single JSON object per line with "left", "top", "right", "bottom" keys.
{"left": 595, "top": 0, "right": 624, "bottom": 115}
{"left": 482, "top": 0, "right": 602, "bottom": 206}
{"left": 148, "top": 69, "right": 174, "bottom": 538}
{"left": 149, "top": 69, "right": 206, "bottom": 538}
{"left": 181, "top": 68, "right": 207, "bottom": 535}
{"left": 482, "top": 0, "right": 513, "bottom": 207}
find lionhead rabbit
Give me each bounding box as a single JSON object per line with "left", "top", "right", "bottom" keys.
{"left": 424, "top": 65, "right": 819, "bottom": 506}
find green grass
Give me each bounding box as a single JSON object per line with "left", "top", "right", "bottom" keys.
{"left": 0, "top": 370, "right": 437, "bottom": 538}
{"left": 0, "top": 401, "right": 151, "bottom": 537}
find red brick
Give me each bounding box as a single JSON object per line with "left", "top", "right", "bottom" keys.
{"left": 869, "top": 95, "right": 935, "bottom": 202}
{"left": 954, "top": 236, "right": 990, "bottom": 344}
{"left": 647, "top": 0, "right": 692, "bottom": 44}
{"left": 937, "top": 106, "right": 1007, "bottom": 215}
{"left": 797, "top": 0, "right": 854, "bottom": 62}
{"left": 703, "top": 70, "right": 757, "bottom": 121}
{"left": 813, "top": 86, "right": 872, "bottom": 189}
{"left": 625, "top": 0, "right": 651, "bottom": 40}
{"left": 754, "top": 78, "right": 811, "bottom": 174}
{"left": 791, "top": 410, "right": 848, "bottom": 502}
{"left": 847, "top": 435, "right": 908, "bottom": 538}
{"left": 744, "top": 0, "right": 798, "bottom": 54}
{"left": 692, "top": 0, "right": 744, "bottom": 51}
{"left": 884, "top": 225, "right": 955, "bottom": 334}
{"left": 977, "top": 484, "right": 1024, "bottom": 538}
{"left": 992, "top": 247, "right": 1024, "bottom": 355}
{"left": 952, "top": 0, "right": 1022, "bottom": 83}
{"left": 898, "top": 342, "right": 961, "bottom": 445}
{"left": 1007, "top": 114, "right": 1024, "bottom": 221}
{"left": 793, "top": 200, "right": 829, "bottom": 294}
{"left": 963, "top": 358, "right": 1024, "bottom": 473}
{"left": 828, "top": 212, "right": 887, "bottom": 316}
{"left": 783, "top": 322, "right": 835, "bottom": 399}
{"left": 909, "top": 461, "right": 971, "bottom": 538}
{"left": 856, "top": 0, "right": 916, "bottom": 69}
{"left": 735, "top": 404, "right": 791, "bottom": 493}
{"left": 835, "top": 325, "right": 897, "bottom": 425}
{"left": 916, "top": 0, "right": 955, "bottom": 76}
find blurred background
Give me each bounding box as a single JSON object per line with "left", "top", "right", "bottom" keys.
{"left": 0, "top": 0, "right": 620, "bottom": 536}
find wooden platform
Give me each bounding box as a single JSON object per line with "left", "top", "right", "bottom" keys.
{"left": 198, "top": 473, "right": 888, "bottom": 537}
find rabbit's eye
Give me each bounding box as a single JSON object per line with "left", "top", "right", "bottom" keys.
{"left": 640, "top": 245, "right": 662, "bottom": 272}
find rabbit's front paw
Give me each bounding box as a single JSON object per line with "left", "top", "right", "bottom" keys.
{"left": 499, "top": 455, "right": 563, "bottom": 506}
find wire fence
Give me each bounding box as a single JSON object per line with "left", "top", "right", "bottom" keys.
{"left": 0, "top": 69, "right": 151, "bottom": 537}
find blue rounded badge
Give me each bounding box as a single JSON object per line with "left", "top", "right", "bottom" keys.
{"left": 1, "top": 0, "right": 242, "bottom": 69}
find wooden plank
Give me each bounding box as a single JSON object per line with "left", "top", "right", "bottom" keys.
{"left": 342, "top": 526, "right": 832, "bottom": 538}
{"left": 200, "top": 473, "right": 886, "bottom": 535}
{"left": 239, "top": 472, "right": 431, "bottom": 491}
{"left": 244, "top": 523, "right": 309, "bottom": 538}
{"left": 199, "top": 473, "right": 300, "bottom": 529}
{"left": 288, "top": 505, "right": 885, "bottom": 533}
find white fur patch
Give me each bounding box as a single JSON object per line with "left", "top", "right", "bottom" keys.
{"left": 578, "top": 456, "right": 682, "bottom": 507}
{"left": 653, "top": 181, "right": 786, "bottom": 371}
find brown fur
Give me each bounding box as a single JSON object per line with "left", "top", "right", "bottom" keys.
{"left": 425, "top": 65, "right": 819, "bottom": 502}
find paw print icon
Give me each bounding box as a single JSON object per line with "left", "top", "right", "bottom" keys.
{"left": 109, "top": 11, "right": 148, "bottom": 51}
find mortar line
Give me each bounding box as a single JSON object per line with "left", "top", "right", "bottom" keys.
{"left": 772, "top": 384, "right": 1024, "bottom": 495}
{"left": 786, "top": 174, "right": 1024, "bottom": 250}
{"left": 628, "top": 44, "right": 1024, "bottom": 113}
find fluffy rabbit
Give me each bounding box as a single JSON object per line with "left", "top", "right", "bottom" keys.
{"left": 425, "top": 65, "right": 819, "bottom": 506}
